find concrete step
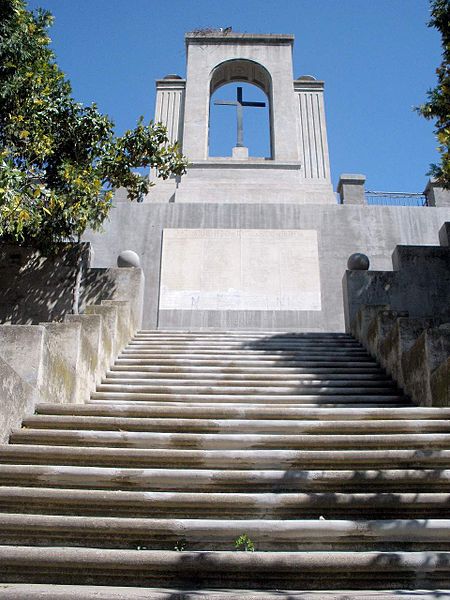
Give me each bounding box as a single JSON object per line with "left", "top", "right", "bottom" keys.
{"left": 119, "top": 350, "right": 372, "bottom": 360}
{"left": 96, "top": 383, "right": 398, "bottom": 395}
{"left": 1, "top": 585, "right": 446, "bottom": 600}
{"left": 89, "top": 391, "right": 407, "bottom": 404}
{"left": 1, "top": 514, "right": 450, "bottom": 550}
{"left": 0, "top": 547, "right": 449, "bottom": 588}
{"left": 125, "top": 343, "right": 366, "bottom": 351}
{"left": 115, "top": 358, "right": 381, "bottom": 368}
{"left": 0, "top": 465, "right": 448, "bottom": 492}
{"left": 105, "top": 370, "right": 391, "bottom": 382}
{"left": 101, "top": 377, "right": 396, "bottom": 389}
{"left": 95, "top": 384, "right": 401, "bottom": 397}
{"left": 13, "top": 430, "right": 444, "bottom": 450}
{"left": 18, "top": 415, "right": 450, "bottom": 434}
{"left": 136, "top": 331, "right": 355, "bottom": 338}
{"left": 3, "top": 445, "right": 450, "bottom": 469}
{"left": 35, "top": 403, "right": 450, "bottom": 420}
{"left": 110, "top": 364, "right": 385, "bottom": 374}
{"left": 0, "top": 487, "right": 448, "bottom": 519}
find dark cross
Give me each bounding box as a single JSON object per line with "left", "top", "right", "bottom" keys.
{"left": 214, "top": 86, "right": 266, "bottom": 148}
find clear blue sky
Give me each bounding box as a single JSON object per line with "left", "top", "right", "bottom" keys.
{"left": 27, "top": 0, "right": 442, "bottom": 193}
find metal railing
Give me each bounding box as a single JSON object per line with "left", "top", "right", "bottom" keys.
{"left": 365, "top": 191, "right": 428, "bottom": 207}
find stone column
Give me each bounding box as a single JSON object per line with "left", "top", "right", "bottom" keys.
{"left": 337, "top": 174, "right": 366, "bottom": 205}
{"left": 154, "top": 76, "right": 186, "bottom": 147}
{"left": 294, "top": 77, "right": 331, "bottom": 182}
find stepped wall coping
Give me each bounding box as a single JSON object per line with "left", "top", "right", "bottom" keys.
{"left": 0, "top": 357, "right": 35, "bottom": 444}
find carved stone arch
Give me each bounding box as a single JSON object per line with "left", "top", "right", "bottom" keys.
{"left": 209, "top": 59, "right": 274, "bottom": 158}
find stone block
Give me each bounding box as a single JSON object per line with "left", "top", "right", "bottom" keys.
{"left": 101, "top": 300, "right": 132, "bottom": 352}
{"left": 431, "top": 357, "right": 450, "bottom": 407}
{"left": 82, "top": 267, "right": 144, "bottom": 333}
{"left": 350, "top": 304, "right": 389, "bottom": 354}
{"left": 343, "top": 271, "right": 395, "bottom": 333}
{"left": 379, "top": 317, "right": 435, "bottom": 388}
{"left": 0, "top": 325, "right": 45, "bottom": 387}
{"left": 65, "top": 314, "right": 102, "bottom": 401}
{"left": 424, "top": 180, "right": 450, "bottom": 207}
{"left": 85, "top": 305, "right": 118, "bottom": 370}
{"left": 401, "top": 324, "right": 450, "bottom": 406}
{"left": 367, "top": 309, "right": 408, "bottom": 365}
{"left": 439, "top": 222, "right": 450, "bottom": 247}
{"left": 337, "top": 174, "right": 366, "bottom": 205}
{"left": 39, "top": 322, "right": 82, "bottom": 405}
{"left": 0, "top": 357, "right": 35, "bottom": 444}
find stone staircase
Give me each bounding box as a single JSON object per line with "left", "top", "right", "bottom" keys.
{"left": 1, "top": 330, "right": 450, "bottom": 598}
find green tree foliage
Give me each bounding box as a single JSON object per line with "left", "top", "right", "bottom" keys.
{"left": 417, "top": 0, "right": 450, "bottom": 188}
{"left": 0, "top": 0, "right": 187, "bottom": 250}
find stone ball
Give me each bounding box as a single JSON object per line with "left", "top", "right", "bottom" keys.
{"left": 117, "top": 250, "right": 141, "bottom": 268}
{"left": 347, "top": 253, "right": 370, "bottom": 271}
{"left": 163, "top": 74, "right": 183, "bottom": 79}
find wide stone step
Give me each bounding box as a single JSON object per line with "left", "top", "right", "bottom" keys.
{"left": 0, "top": 488, "right": 448, "bottom": 519}
{"left": 101, "top": 378, "right": 396, "bottom": 390}
{"left": 1, "top": 515, "right": 450, "bottom": 550}
{"left": 111, "top": 364, "right": 385, "bottom": 374}
{"left": 105, "top": 371, "right": 390, "bottom": 382}
{"left": 126, "top": 343, "right": 365, "bottom": 351}
{"left": 0, "top": 465, "right": 448, "bottom": 491}
{"left": 18, "top": 416, "right": 449, "bottom": 434}
{"left": 1, "top": 547, "right": 450, "bottom": 588}
{"left": 90, "top": 391, "right": 406, "bottom": 405}
{"left": 119, "top": 350, "right": 371, "bottom": 360}
{"left": 2, "top": 445, "right": 450, "bottom": 469}
{"left": 1, "top": 585, "right": 446, "bottom": 600}
{"left": 136, "top": 331, "right": 355, "bottom": 338}
{"left": 35, "top": 403, "right": 450, "bottom": 421}
{"left": 13, "top": 430, "right": 443, "bottom": 449}
{"left": 115, "top": 358, "right": 380, "bottom": 368}
{"left": 96, "top": 384, "right": 397, "bottom": 395}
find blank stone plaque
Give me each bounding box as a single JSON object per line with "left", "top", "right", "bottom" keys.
{"left": 159, "top": 229, "right": 321, "bottom": 311}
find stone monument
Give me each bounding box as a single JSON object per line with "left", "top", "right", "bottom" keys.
{"left": 85, "top": 30, "right": 450, "bottom": 331}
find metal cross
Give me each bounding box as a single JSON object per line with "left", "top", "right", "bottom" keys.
{"left": 214, "top": 86, "right": 266, "bottom": 148}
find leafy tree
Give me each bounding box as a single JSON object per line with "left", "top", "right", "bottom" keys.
{"left": 417, "top": 0, "right": 450, "bottom": 188}
{"left": 0, "top": 0, "right": 187, "bottom": 251}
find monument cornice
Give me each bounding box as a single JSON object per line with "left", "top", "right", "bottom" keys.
{"left": 187, "top": 159, "right": 302, "bottom": 170}
{"left": 185, "top": 32, "right": 294, "bottom": 46}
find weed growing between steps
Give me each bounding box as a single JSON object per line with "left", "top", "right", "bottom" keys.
{"left": 234, "top": 534, "right": 255, "bottom": 552}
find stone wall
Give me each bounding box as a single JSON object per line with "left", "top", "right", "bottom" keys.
{"left": 343, "top": 223, "right": 450, "bottom": 406}
{"left": 84, "top": 202, "right": 450, "bottom": 331}
{"left": 0, "top": 242, "right": 143, "bottom": 329}
{"left": 0, "top": 243, "right": 145, "bottom": 443}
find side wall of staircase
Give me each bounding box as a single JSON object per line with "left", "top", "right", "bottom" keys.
{"left": 0, "top": 265, "right": 145, "bottom": 443}
{"left": 343, "top": 221, "right": 450, "bottom": 407}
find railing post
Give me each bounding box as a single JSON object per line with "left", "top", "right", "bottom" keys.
{"left": 337, "top": 174, "right": 366, "bottom": 205}
{"left": 424, "top": 179, "right": 450, "bottom": 207}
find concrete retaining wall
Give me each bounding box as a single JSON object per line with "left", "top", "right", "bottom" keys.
{"left": 344, "top": 226, "right": 450, "bottom": 406}
{"left": 0, "top": 257, "right": 145, "bottom": 443}
{"left": 84, "top": 202, "right": 450, "bottom": 331}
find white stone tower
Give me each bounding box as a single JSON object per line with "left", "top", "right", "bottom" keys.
{"left": 149, "top": 32, "right": 334, "bottom": 204}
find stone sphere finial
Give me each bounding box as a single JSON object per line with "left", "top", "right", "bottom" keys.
{"left": 347, "top": 253, "right": 370, "bottom": 271}
{"left": 117, "top": 250, "right": 141, "bottom": 268}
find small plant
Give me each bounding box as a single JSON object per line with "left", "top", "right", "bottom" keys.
{"left": 234, "top": 533, "right": 255, "bottom": 552}
{"left": 174, "top": 539, "right": 187, "bottom": 551}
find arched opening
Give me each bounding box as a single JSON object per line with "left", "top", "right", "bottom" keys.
{"left": 208, "top": 59, "right": 273, "bottom": 159}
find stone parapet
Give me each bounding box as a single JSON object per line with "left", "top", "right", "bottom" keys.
{"left": 344, "top": 222, "right": 450, "bottom": 406}
{"left": 343, "top": 222, "right": 450, "bottom": 330}
{"left": 0, "top": 246, "right": 145, "bottom": 442}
